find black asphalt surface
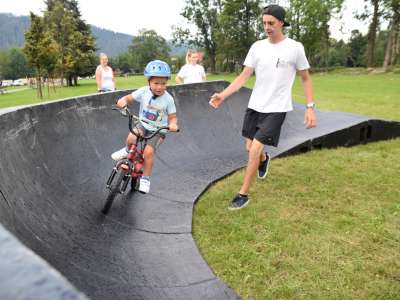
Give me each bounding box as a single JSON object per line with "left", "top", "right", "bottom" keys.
{"left": 0, "top": 81, "right": 399, "bottom": 299}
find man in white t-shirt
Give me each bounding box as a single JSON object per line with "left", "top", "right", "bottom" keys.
{"left": 209, "top": 4, "right": 317, "bottom": 210}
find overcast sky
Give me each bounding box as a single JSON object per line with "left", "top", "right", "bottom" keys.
{"left": 0, "top": 0, "right": 371, "bottom": 41}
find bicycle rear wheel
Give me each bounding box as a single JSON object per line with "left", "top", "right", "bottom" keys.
{"left": 102, "top": 169, "right": 126, "bottom": 214}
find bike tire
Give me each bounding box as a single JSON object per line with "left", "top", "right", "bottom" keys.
{"left": 102, "top": 170, "right": 126, "bottom": 214}
{"left": 130, "top": 176, "right": 139, "bottom": 191}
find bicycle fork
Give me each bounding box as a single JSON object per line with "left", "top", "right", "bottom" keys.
{"left": 106, "top": 162, "right": 131, "bottom": 193}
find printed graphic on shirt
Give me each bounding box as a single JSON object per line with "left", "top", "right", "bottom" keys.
{"left": 275, "top": 58, "right": 291, "bottom": 69}
{"left": 142, "top": 103, "right": 164, "bottom": 124}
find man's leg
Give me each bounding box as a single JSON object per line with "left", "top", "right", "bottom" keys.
{"left": 239, "top": 138, "right": 265, "bottom": 195}
{"left": 246, "top": 138, "right": 266, "bottom": 164}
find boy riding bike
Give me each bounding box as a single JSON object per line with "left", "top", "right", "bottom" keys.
{"left": 111, "top": 60, "right": 178, "bottom": 194}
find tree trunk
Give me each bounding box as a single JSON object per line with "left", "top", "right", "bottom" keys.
{"left": 383, "top": 21, "right": 393, "bottom": 69}
{"left": 384, "top": 1, "right": 400, "bottom": 68}
{"left": 36, "top": 75, "right": 42, "bottom": 99}
{"left": 209, "top": 52, "right": 216, "bottom": 73}
{"left": 73, "top": 76, "right": 78, "bottom": 86}
{"left": 391, "top": 28, "right": 399, "bottom": 65}
{"left": 366, "top": 0, "right": 380, "bottom": 67}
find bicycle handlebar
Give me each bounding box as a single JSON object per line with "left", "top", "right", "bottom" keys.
{"left": 112, "top": 105, "right": 179, "bottom": 140}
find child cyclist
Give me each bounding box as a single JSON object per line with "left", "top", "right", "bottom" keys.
{"left": 111, "top": 60, "right": 179, "bottom": 194}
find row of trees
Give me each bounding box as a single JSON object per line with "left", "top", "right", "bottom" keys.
{"left": 23, "top": 0, "right": 96, "bottom": 97}
{"left": 170, "top": 0, "right": 399, "bottom": 72}
{"left": 108, "top": 0, "right": 399, "bottom": 74}
{"left": 0, "top": 48, "right": 34, "bottom": 80}
{"left": 1, "top": 0, "right": 398, "bottom": 92}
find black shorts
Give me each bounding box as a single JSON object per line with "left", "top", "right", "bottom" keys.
{"left": 242, "top": 108, "right": 286, "bottom": 146}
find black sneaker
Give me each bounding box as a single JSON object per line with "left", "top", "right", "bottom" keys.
{"left": 258, "top": 152, "right": 271, "bottom": 179}
{"left": 228, "top": 194, "right": 250, "bottom": 210}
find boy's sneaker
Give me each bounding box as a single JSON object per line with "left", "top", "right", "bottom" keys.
{"left": 111, "top": 147, "right": 128, "bottom": 161}
{"left": 228, "top": 194, "right": 250, "bottom": 210}
{"left": 258, "top": 152, "right": 271, "bottom": 179}
{"left": 138, "top": 176, "right": 150, "bottom": 194}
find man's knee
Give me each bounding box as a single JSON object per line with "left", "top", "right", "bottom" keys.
{"left": 248, "top": 139, "right": 264, "bottom": 157}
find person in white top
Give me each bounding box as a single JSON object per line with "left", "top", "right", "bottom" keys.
{"left": 96, "top": 53, "right": 115, "bottom": 92}
{"left": 176, "top": 50, "right": 206, "bottom": 84}
{"left": 209, "top": 5, "right": 317, "bottom": 210}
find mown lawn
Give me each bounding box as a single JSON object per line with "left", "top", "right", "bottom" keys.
{"left": 195, "top": 70, "right": 400, "bottom": 299}
{"left": 0, "top": 76, "right": 148, "bottom": 108}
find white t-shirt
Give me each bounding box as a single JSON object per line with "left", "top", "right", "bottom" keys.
{"left": 243, "top": 37, "right": 310, "bottom": 113}
{"left": 97, "top": 65, "right": 115, "bottom": 91}
{"left": 177, "top": 64, "right": 205, "bottom": 84}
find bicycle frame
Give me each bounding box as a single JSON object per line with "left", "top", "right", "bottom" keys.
{"left": 102, "top": 106, "right": 171, "bottom": 214}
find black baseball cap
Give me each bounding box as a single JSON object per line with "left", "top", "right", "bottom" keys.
{"left": 263, "top": 4, "right": 290, "bottom": 27}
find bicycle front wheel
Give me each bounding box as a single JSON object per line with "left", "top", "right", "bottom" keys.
{"left": 102, "top": 170, "right": 126, "bottom": 214}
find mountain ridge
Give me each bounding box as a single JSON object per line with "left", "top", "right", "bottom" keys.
{"left": 0, "top": 13, "right": 185, "bottom": 57}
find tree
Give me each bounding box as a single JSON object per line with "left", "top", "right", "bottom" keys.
{"left": 0, "top": 49, "right": 34, "bottom": 80}
{"left": 328, "top": 39, "right": 350, "bottom": 67}
{"left": 114, "top": 52, "right": 132, "bottom": 74}
{"left": 173, "top": 0, "right": 222, "bottom": 73}
{"left": 217, "top": 0, "right": 262, "bottom": 72}
{"left": 356, "top": 0, "right": 385, "bottom": 67}
{"left": 128, "top": 29, "right": 170, "bottom": 73}
{"left": 383, "top": 0, "right": 400, "bottom": 69}
{"left": 23, "top": 13, "right": 58, "bottom": 98}
{"left": 287, "top": 0, "right": 344, "bottom": 68}
{"left": 45, "top": 0, "right": 96, "bottom": 86}
{"left": 347, "top": 30, "right": 368, "bottom": 67}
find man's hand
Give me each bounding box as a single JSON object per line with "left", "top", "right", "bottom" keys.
{"left": 304, "top": 109, "right": 316, "bottom": 129}
{"left": 168, "top": 123, "right": 179, "bottom": 132}
{"left": 209, "top": 93, "right": 225, "bottom": 109}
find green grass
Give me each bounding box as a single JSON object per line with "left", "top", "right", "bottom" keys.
{"left": 194, "top": 141, "right": 400, "bottom": 299}
{"left": 209, "top": 70, "right": 400, "bottom": 121}
{"left": 0, "top": 76, "right": 148, "bottom": 108}
{"left": 195, "top": 70, "right": 400, "bottom": 299}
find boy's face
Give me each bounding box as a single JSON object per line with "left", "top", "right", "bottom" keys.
{"left": 263, "top": 14, "right": 283, "bottom": 38}
{"left": 149, "top": 77, "right": 168, "bottom": 96}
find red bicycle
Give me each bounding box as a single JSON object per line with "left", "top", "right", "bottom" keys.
{"left": 102, "top": 106, "right": 173, "bottom": 214}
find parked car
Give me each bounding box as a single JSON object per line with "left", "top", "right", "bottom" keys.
{"left": 13, "top": 79, "right": 27, "bottom": 86}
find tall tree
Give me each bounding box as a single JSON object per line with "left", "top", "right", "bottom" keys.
{"left": 128, "top": 29, "right": 170, "bottom": 73}
{"left": 45, "top": 0, "right": 96, "bottom": 86}
{"left": 383, "top": 0, "right": 400, "bottom": 69}
{"left": 217, "top": 0, "right": 262, "bottom": 72}
{"left": 357, "top": 0, "right": 385, "bottom": 67}
{"left": 173, "top": 0, "right": 222, "bottom": 73}
{"left": 287, "top": 0, "right": 344, "bottom": 68}
{"left": 23, "top": 13, "right": 58, "bottom": 98}
{"left": 348, "top": 30, "right": 368, "bottom": 67}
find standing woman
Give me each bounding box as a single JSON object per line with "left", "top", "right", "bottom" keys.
{"left": 96, "top": 53, "right": 115, "bottom": 92}
{"left": 176, "top": 50, "right": 206, "bottom": 84}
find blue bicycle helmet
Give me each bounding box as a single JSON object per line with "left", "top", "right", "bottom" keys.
{"left": 144, "top": 60, "right": 171, "bottom": 79}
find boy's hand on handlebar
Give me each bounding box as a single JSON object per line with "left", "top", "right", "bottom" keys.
{"left": 209, "top": 93, "right": 224, "bottom": 109}
{"left": 116, "top": 98, "right": 127, "bottom": 108}
{"left": 168, "top": 123, "right": 179, "bottom": 132}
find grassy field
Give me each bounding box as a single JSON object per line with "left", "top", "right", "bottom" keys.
{"left": 1, "top": 69, "right": 399, "bottom": 299}
{"left": 195, "top": 70, "right": 400, "bottom": 299}
{"left": 2, "top": 69, "right": 399, "bottom": 121}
